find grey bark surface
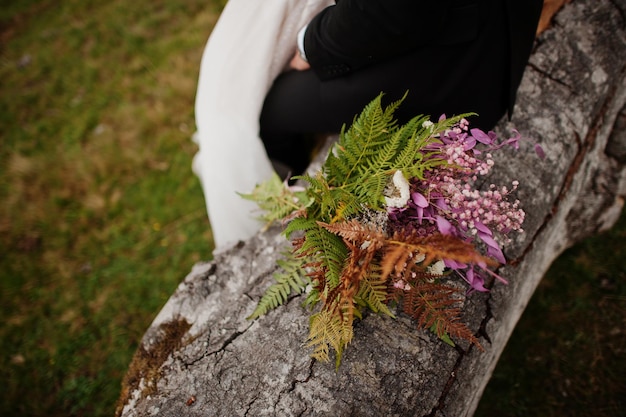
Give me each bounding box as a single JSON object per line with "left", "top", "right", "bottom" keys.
{"left": 117, "top": 0, "right": 626, "bottom": 416}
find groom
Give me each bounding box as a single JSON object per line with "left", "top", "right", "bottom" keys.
{"left": 260, "top": 0, "right": 544, "bottom": 176}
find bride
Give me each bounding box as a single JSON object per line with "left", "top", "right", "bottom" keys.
{"left": 193, "top": 0, "right": 333, "bottom": 250}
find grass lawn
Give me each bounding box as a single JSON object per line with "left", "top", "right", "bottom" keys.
{"left": 1, "top": 1, "right": 221, "bottom": 415}
{"left": 1, "top": 1, "right": 624, "bottom": 416}
{"left": 478, "top": 212, "right": 626, "bottom": 417}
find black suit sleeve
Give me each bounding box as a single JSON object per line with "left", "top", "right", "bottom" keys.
{"left": 304, "top": 0, "right": 452, "bottom": 80}
{"left": 504, "top": 0, "right": 543, "bottom": 115}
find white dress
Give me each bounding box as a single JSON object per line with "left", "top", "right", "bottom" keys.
{"left": 193, "top": 0, "right": 333, "bottom": 251}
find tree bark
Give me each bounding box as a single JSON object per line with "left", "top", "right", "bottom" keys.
{"left": 116, "top": 0, "right": 626, "bottom": 415}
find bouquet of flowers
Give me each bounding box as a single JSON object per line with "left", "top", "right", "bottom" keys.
{"left": 243, "top": 94, "right": 540, "bottom": 366}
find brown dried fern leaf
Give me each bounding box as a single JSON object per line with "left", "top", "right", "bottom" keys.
{"left": 302, "top": 259, "right": 328, "bottom": 300}
{"left": 318, "top": 219, "right": 387, "bottom": 245}
{"left": 380, "top": 243, "right": 416, "bottom": 281}
{"left": 307, "top": 307, "right": 354, "bottom": 364}
{"left": 384, "top": 232, "right": 497, "bottom": 273}
{"left": 334, "top": 239, "right": 378, "bottom": 321}
{"left": 320, "top": 220, "right": 388, "bottom": 318}
{"left": 400, "top": 282, "right": 481, "bottom": 348}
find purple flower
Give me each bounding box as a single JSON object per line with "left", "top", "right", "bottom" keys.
{"left": 436, "top": 215, "right": 453, "bottom": 235}
{"left": 478, "top": 231, "right": 506, "bottom": 264}
{"left": 474, "top": 221, "right": 492, "bottom": 235}
{"left": 535, "top": 143, "right": 546, "bottom": 159}
{"left": 470, "top": 128, "right": 493, "bottom": 145}
{"left": 412, "top": 191, "right": 429, "bottom": 208}
{"left": 464, "top": 268, "right": 489, "bottom": 293}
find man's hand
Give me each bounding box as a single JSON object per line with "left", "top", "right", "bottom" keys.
{"left": 289, "top": 51, "right": 310, "bottom": 71}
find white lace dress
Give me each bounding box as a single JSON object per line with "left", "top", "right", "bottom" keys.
{"left": 193, "top": 0, "right": 333, "bottom": 250}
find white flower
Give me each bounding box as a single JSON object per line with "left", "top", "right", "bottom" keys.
{"left": 427, "top": 260, "right": 446, "bottom": 276}
{"left": 384, "top": 170, "right": 410, "bottom": 208}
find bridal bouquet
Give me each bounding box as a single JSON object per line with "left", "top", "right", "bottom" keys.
{"left": 243, "top": 94, "right": 540, "bottom": 366}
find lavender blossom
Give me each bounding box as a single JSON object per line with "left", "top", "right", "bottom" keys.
{"left": 387, "top": 117, "right": 535, "bottom": 292}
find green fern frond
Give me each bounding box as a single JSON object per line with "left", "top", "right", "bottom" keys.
{"left": 325, "top": 188, "right": 358, "bottom": 222}
{"left": 283, "top": 216, "right": 317, "bottom": 240}
{"left": 351, "top": 171, "right": 390, "bottom": 209}
{"left": 295, "top": 172, "right": 348, "bottom": 222}
{"left": 356, "top": 270, "right": 394, "bottom": 317}
{"left": 239, "top": 173, "right": 306, "bottom": 228}
{"left": 364, "top": 123, "right": 408, "bottom": 171}
{"left": 247, "top": 252, "right": 309, "bottom": 320}
{"left": 329, "top": 192, "right": 363, "bottom": 223}
{"left": 302, "top": 285, "right": 320, "bottom": 310}
{"left": 298, "top": 226, "right": 348, "bottom": 290}
{"left": 325, "top": 94, "right": 400, "bottom": 186}
{"left": 387, "top": 118, "right": 432, "bottom": 173}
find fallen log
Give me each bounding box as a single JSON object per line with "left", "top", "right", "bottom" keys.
{"left": 116, "top": 0, "right": 626, "bottom": 415}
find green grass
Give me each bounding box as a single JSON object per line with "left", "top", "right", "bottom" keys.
{"left": 1, "top": 1, "right": 221, "bottom": 415}
{"left": 478, "top": 211, "right": 626, "bottom": 417}
{"left": 1, "top": 1, "right": 624, "bottom": 416}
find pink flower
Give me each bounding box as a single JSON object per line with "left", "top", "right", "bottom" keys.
{"left": 436, "top": 215, "right": 453, "bottom": 235}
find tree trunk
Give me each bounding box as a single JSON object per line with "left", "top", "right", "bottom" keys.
{"left": 116, "top": 0, "right": 626, "bottom": 415}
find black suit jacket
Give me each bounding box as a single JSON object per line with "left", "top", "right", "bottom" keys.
{"left": 303, "top": 0, "right": 543, "bottom": 128}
